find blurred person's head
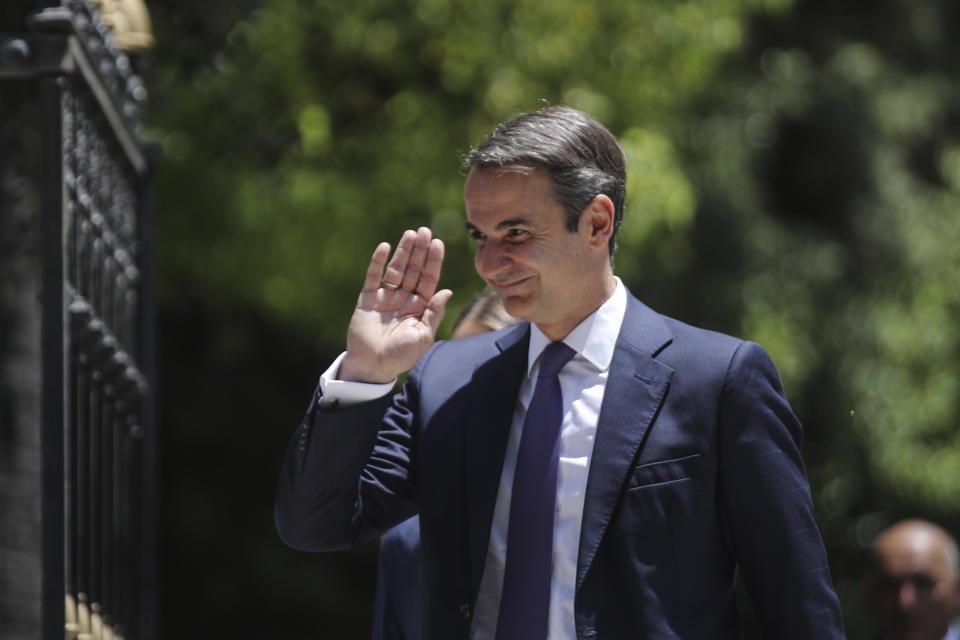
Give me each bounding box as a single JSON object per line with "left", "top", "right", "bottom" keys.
{"left": 462, "top": 105, "right": 626, "bottom": 259}
{"left": 870, "top": 519, "right": 960, "bottom": 640}
{"left": 451, "top": 290, "right": 518, "bottom": 339}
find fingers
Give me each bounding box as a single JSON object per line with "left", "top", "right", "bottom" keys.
{"left": 362, "top": 242, "right": 392, "bottom": 292}
{"left": 400, "top": 228, "right": 432, "bottom": 290}
{"left": 382, "top": 230, "right": 417, "bottom": 290}
{"left": 372, "top": 228, "right": 444, "bottom": 297}
{"left": 422, "top": 289, "right": 454, "bottom": 335}
{"left": 415, "top": 238, "right": 444, "bottom": 300}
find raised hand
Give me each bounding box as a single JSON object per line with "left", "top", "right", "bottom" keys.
{"left": 339, "top": 227, "right": 453, "bottom": 383}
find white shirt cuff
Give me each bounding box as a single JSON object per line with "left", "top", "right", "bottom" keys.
{"left": 317, "top": 352, "right": 397, "bottom": 407}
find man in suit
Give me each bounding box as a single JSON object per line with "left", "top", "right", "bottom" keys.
{"left": 275, "top": 105, "right": 846, "bottom": 639}
{"left": 870, "top": 519, "right": 960, "bottom": 640}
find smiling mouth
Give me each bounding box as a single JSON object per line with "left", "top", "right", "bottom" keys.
{"left": 492, "top": 275, "right": 532, "bottom": 292}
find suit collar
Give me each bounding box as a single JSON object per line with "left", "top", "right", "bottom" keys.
{"left": 615, "top": 290, "right": 674, "bottom": 358}
{"left": 494, "top": 321, "right": 530, "bottom": 355}
{"left": 467, "top": 323, "right": 530, "bottom": 600}
{"left": 576, "top": 291, "right": 674, "bottom": 591}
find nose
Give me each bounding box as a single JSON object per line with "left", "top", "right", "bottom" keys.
{"left": 475, "top": 241, "right": 510, "bottom": 279}
{"left": 897, "top": 582, "right": 917, "bottom": 610}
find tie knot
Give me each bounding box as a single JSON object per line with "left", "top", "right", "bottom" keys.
{"left": 537, "top": 341, "right": 575, "bottom": 378}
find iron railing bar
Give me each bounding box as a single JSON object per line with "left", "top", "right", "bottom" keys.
{"left": 88, "top": 369, "right": 101, "bottom": 610}
{"left": 100, "top": 392, "right": 114, "bottom": 629}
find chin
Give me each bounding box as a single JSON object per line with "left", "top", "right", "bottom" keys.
{"left": 501, "top": 295, "right": 534, "bottom": 321}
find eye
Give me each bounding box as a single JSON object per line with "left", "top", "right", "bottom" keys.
{"left": 468, "top": 229, "right": 486, "bottom": 245}
{"left": 505, "top": 228, "right": 528, "bottom": 242}
{"left": 912, "top": 575, "right": 936, "bottom": 593}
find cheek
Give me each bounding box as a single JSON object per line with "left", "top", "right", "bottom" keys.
{"left": 473, "top": 246, "right": 487, "bottom": 274}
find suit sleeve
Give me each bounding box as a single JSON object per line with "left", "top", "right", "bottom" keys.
{"left": 274, "top": 351, "right": 432, "bottom": 552}
{"left": 717, "top": 341, "right": 846, "bottom": 639}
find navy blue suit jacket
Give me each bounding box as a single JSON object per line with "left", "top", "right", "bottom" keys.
{"left": 372, "top": 516, "right": 422, "bottom": 640}
{"left": 275, "top": 291, "right": 846, "bottom": 639}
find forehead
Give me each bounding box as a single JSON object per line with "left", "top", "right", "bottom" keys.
{"left": 878, "top": 532, "right": 953, "bottom": 577}
{"left": 463, "top": 167, "right": 562, "bottom": 226}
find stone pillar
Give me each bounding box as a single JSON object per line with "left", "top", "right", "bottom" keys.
{"left": 0, "top": 72, "right": 49, "bottom": 640}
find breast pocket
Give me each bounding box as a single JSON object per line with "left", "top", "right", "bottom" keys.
{"left": 624, "top": 453, "right": 702, "bottom": 523}
{"left": 627, "top": 453, "right": 702, "bottom": 491}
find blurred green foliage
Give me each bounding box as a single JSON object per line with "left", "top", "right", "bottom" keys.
{"left": 146, "top": 0, "right": 960, "bottom": 637}
{"left": 151, "top": 0, "right": 782, "bottom": 338}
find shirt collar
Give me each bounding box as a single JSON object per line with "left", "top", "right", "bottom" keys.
{"left": 527, "top": 277, "right": 627, "bottom": 377}
{"left": 943, "top": 621, "right": 960, "bottom": 640}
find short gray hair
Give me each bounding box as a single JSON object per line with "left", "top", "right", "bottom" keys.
{"left": 463, "top": 106, "right": 626, "bottom": 258}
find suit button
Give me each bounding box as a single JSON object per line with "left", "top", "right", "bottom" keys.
{"left": 459, "top": 603, "right": 470, "bottom": 619}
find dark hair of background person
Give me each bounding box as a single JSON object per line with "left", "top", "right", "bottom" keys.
{"left": 450, "top": 290, "right": 519, "bottom": 339}
{"left": 461, "top": 105, "right": 626, "bottom": 258}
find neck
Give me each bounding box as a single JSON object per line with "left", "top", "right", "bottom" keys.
{"left": 536, "top": 271, "right": 617, "bottom": 341}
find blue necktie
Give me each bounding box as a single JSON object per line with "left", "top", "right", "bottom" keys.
{"left": 495, "top": 341, "right": 576, "bottom": 640}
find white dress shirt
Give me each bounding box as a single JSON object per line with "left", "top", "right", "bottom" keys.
{"left": 318, "top": 278, "right": 628, "bottom": 640}
{"left": 471, "top": 278, "right": 626, "bottom": 640}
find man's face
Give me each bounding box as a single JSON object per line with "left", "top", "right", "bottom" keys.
{"left": 873, "top": 527, "right": 960, "bottom": 640}
{"left": 464, "top": 167, "right": 604, "bottom": 340}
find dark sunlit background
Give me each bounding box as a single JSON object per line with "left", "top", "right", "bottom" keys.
{"left": 140, "top": 0, "right": 960, "bottom": 637}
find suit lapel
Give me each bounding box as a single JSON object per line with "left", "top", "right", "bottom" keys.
{"left": 465, "top": 323, "right": 530, "bottom": 601}
{"left": 576, "top": 295, "right": 674, "bottom": 591}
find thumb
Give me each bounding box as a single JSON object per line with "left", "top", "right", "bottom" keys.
{"left": 422, "top": 289, "right": 453, "bottom": 336}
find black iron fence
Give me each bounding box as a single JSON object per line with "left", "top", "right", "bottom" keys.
{"left": 0, "top": 1, "right": 155, "bottom": 638}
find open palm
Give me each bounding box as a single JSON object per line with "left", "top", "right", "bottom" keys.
{"left": 340, "top": 227, "right": 453, "bottom": 383}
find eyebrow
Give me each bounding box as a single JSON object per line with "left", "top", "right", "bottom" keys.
{"left": 465, "top": 217, "right": 532, "bottom": 233}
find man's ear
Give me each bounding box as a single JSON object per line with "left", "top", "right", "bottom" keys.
{"left": 580, "top": 194, "right": 615, "bottom": 250}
